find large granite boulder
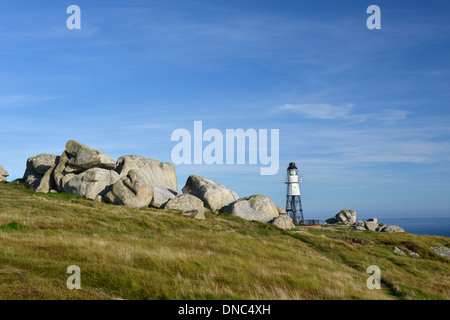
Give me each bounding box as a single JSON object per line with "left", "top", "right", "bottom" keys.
{"left": 165, "top": 194, "right": 205, "bottom": 219}
{"left": 0, "top": 165, "right": 9, "bottom": 182}
{"left": 22, "top": 154, "right": 59, "bottom": 189}
{"left": 53, "top": 151, "right": 71, "bottom": 191}
{"left": 182, "top": 175, "right": 239, "bottom": 211}
{"left": 276, "top": 206, "right": 287, "bottom": 215}
{"left": 104, "top": 170, "right": 153, "bottom": 208}
{"left": 221, "top": 195, "right": 279, "bottom": 223}
{"left": 115, "top": 155, "right": 177, "bottom": 191}
{"left": 63, "top": 168, "right": 120, "bottom": 200}
{"left": 355, "top": 220, "right": 365, "bottom": 227}
{"left": 150, "top": 184, "right": 178, "bottom": 209}
{"left": 364, "top": 220, "right": 378, "bottom": 232}
{"left": 64, "top": 140, "right": 116, "bottom": 173}
{"left": 381, "top": 225, "right": 405, "bottom": 233}
{"left": 35, "top": 163, "right": 58, "bottom": 193}
{"left": 271, "top": 214, "right": 295, "bottom": 230}
{"left": 324, "top": 209, "right": 357, "bottom": 225}
{"left": 54, "top": 140, "right": 116, "bottom": 191}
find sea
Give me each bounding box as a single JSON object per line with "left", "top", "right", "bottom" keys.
{"left": 359, "top": 217, "right": 450, "bottom": 237}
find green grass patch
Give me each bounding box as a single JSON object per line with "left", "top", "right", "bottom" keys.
{"left": 0, "top": 182, "right": 449, "bottom": 300}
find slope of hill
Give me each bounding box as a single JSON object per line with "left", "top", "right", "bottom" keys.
{"left": 0, "top": 182, "right": 448, "bottom": 300}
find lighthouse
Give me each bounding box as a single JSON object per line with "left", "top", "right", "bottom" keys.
{"left": 285, "top": 162, "right": 305, "bottom": 225}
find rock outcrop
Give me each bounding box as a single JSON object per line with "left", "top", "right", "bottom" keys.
{"left": 325, "top": 211, "right": 405, "bottom": 233}
{"left": 64, "top": 168, "right": 120, "bottom": 200}
{"left": 104, "top": 170, "right": 153, "bottom": 208}
{"left": 393, "top": 247, "right": 407, "bottom": 256}
{"left": 22, "top": 154, "right": 59, "bottom": 190}
{"left": 150, "top": 184, "right": 178, "bottom": 209}
{"left": 221, "top": 195, "right": 279, "bottom": 223}
{"left": 20, "top": 140, "right": 181, "bottom": 211}
{"left": 430, "top": 247, "right": 450, "bottom": 259}
{"left": 364, "top": 220, "right": 378, "bottom": 232}
{"left": 324, "top": 209, "right": 357, "bottom": 225}
{"left": 271, "top": 214, "right": 295, "bottom": 230}
{"left": 115, "top": 155, "right": 177, "bottom": 191}
{"left": 182, "top": 175, "right": 238, "bottom": 212}
{"left": 0, "top": 165, "right": 8, "bottom": 182}
{"left": 276, "top": 206, "right": 287, "bottom": 215}
{"left": 165, "top": 194, "right": 205, "bottom": 219}
{"left": 393, "top": 246, "right": 419, "bottom": 258}
{"left": 64, "top": 140, "right": 116, "bottom": 172}
{"left": 52, "top": 140, "right": 119, "bottom": 201}
{"left": 381, "top": 225, "right": 405, "bottom": 233}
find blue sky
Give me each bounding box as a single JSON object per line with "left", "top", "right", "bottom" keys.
{"left": 1, "top": 1, "right": 449, "bottom": 219}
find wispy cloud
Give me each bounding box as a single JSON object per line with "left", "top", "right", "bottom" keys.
{"left": 120, "top": 123, "right": 173, "bottom": 131}
{"left": 0, "top": 94, "right": 60, "bottom": 109}
{"left": 273, "top": 103, "right": 409, "bottom": 123}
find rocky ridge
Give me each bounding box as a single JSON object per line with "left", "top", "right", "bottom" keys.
{"left": 15, "top": 140, "right": 294, "bottom": 229}
{"left": 323, "top": 209, "right": 405, "bottom": 233}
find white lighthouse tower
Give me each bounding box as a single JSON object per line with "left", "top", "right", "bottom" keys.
{"left": 285, "top": 162, "right": 304, "bottom": 225}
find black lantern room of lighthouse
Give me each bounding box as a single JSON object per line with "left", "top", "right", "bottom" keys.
{"left": 285, "top": 162, "right": 305, "bottom": 225}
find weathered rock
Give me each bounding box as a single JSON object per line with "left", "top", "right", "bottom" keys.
{"left": 0, "top": 165, "right": 8, "bottom": 182}
{"left": 63, "top": 168, "right": 120, "bottom": 200}
{"left": 364, "top": 221, "right": 378, "bottom": 232}
{"left": 325, "top": 209, "right": 357, "bottom": 225}
{"left": 375, "top": 223, "right": 387, "bottom": 232}
{"left": 271, "top": 214, "right": 295, "bottom": 230}
{"left": 165, "top": 194, "right": 205, "bottom": 218}
{"left": 276, "top": 206, "right": 287, "bottom": 215}
{"left": 182, "top": 175, "right": 238, "bottom": 211}
{"left": 150, "top": 184, "right": 178, "bottom": 209}
{"left": 104, "top": 170, "right": 153, "bottom": 208}
{"left": 65, "top": 140, "right": 116, "bottom": 172}
{"left": 115, "top": 155, "right": 177, "bottom": 191}
{"left": 353, "top": 226, "right": 366, "bottom": 231}
{"left": 355, "top": 220, "right": 365, "bottom": 227}
{"left": 54, "top": 140, "right": 115, "bottom": 192}
{"left": 430, "top": 247, "right": 450, "bottom": 259}
{"left": 367, "top": 217, "right": 378, "bottom": 224}
{"left": 22, "top": 154, "right": 59, "bottom": 189}
{"left": 408, "top": 250, "right": 420, "bottom": 259}
{"left": 35, "top": 163, "right": 58, "bottom": 193}
{"left": 53, "top": 151, "right": 71, "bottom": 191}
{"left": 221, "top": 195, "right": 279, "bottom": 223}
{"left": 393, "top": 247, "right": 406, "bottom": 256}
{"left": 382, "top": 225, "right": 405, "bottom": 233}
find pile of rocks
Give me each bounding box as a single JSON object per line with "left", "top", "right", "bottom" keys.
{"left": 323, "top": 209, "right": 405, "bottom": 233}
{"left": 21, "top": 140, "right": 294, "bottom": 229}
{"left": 0, "top": 165, "right": 8, "bottom": 182}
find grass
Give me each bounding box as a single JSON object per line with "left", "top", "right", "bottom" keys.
{"left": 0, "top": 182, "right": 449, "bottom": 300}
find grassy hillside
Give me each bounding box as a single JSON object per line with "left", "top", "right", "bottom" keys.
{"left": 0, "top": 182, "right": 448, "bottom": 300}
